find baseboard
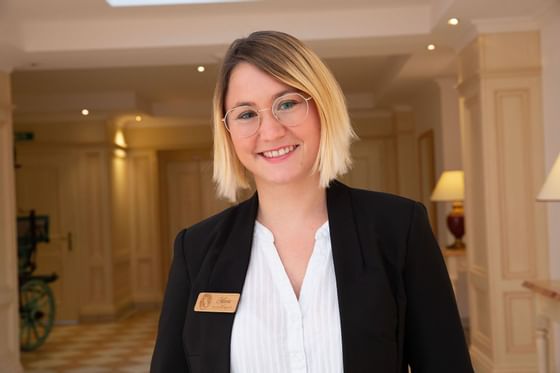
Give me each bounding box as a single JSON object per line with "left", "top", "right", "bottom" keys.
{"left": 79, "top": 304, "right": 120, "bottom": 323}
{"left": 470, "top": 345, "right": 537, "bottom": 373}
{"left": 133, "top": 301, "right": 161, "bottom": 311}
{"left": 0, "top": 353, "right": 23, "bottom": 373}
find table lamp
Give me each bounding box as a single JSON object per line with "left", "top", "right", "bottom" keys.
{"left": 537, "top": 153, "right": 560, "bottom": 202}
{"left": 431, "top": 170, "right": 465, "bottom": 249}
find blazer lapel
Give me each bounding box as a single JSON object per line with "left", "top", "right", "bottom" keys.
{"left": 189, "top": 193, "right": 258, "bottom": 373}
{"left": 327, "top": 181, "right": 399, "bottom": 372}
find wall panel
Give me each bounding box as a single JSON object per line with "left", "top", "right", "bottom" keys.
{"left": 129, "top": 151, "right": 161, "bottom": 305}
{"left": 495, "top": 89, "right": 537, "bottom": 279}
{"left": 504, "top": 292, "right": 535, "bottom": 354}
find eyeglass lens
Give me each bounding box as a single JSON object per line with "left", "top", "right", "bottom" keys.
{"left": 224, "top": 93, "right": 309, "bottom": 138}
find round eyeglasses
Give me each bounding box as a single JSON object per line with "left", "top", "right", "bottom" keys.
{"left": 222, "top": 92, "right": 312, "bottom": 138}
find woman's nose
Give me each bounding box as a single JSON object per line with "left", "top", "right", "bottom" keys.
{"left": 258, "top": 110, "right": 286, "bottom": 140}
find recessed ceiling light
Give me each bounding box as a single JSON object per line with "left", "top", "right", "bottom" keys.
{"left": 427, "top": 44, "right": 436, "bottom": 51}
{"left": 106, "top": 0, "right": 256, "bottom": 6}
{"left": 81, "top": 109, "right": 89, "bottom": 116}
{"left": 197, "top": 65, "right": 206, "bottom": 73}
{"left": 448, "top": 18, "right": 459, "bottom": 26}
{"left": 135, "top": 115, "right": 142, "bottom": 122}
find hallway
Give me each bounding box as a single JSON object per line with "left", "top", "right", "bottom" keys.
{"left": 21, "top": 311, "right": 157, "bottom": 373}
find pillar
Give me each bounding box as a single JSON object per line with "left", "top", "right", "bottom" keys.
{"left": 458, "top": 31, "right": 549, "bottom": 372}
{"left": 0, "top": 72, "right": 23, "bottom": 372}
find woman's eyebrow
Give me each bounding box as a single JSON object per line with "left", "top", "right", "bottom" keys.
{"left": 230, "top": 89, "right": 298, "bottom": 108}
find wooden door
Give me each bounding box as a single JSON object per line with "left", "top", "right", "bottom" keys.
{"left": 159, "top": 150, "right": 231, "bottom": 280}
{"left": 15, "top": 151, "right": 80, "bottom": 322}
{"left": 341, "top": 138, "right": 398, "bottom": 193}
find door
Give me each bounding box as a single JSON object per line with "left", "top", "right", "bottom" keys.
{"left": 341, "top": 138, "right": 398, "bottom": 193}
{"left": 160, "top": 150, "right": 232, "bottom": 280}
{"left": 15, "top": 150, "right": 80, "bottom": 322}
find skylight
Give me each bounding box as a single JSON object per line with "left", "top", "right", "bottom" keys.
{"left": 106, "top": 0, "right": 255, "bottom": 6}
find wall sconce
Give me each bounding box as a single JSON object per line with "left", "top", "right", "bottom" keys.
{"left": 113, "top": 129, "right": 127, "bottom": 158}
{"left": 431, "top": 170, "right": 465, "bottom": 249}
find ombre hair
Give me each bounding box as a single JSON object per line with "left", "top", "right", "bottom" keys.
{"left": 212, "top": 30, "right": 356, "bottom": 202}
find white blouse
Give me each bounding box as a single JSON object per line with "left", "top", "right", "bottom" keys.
{"left": 230, "top": 221, "right": 343, "bottom": 373}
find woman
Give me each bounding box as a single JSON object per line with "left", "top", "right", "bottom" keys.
{"left": 151, "top": 31, "right": 473, "bottom": 373}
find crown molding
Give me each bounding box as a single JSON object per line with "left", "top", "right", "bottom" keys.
{"left": 471, "top": 16, "right": 540, "bottom": 34}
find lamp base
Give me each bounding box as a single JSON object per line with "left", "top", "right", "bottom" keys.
{"left": 447, "top": 238, "right": 465, "bottom": 250}
{"left": 446, "top": 202, "right": 465, "bottom": 250}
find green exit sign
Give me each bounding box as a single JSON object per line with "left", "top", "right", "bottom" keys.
{"left": 14, "top": 132, "right": 34, "bottom": 141}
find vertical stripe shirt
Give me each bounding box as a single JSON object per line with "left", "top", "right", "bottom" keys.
{"left": 230, "top": 221, "right": 344, "bottom": 373}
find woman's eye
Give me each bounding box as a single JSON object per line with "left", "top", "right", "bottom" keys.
{"left": 276, "top": 100, "right": 298, "bottom": 111}
{"left": 236, "top": 110, "right": 258, "bottom": 121}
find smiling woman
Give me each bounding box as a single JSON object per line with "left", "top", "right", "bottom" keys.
{"left": 212, "top": 32, "right": 355, "bottom": 202}
{"left": 223, "top": 62, "right": 323, "bottom": 192}
{"left": 150, "top": 31, "right": 474, "bottom": 373}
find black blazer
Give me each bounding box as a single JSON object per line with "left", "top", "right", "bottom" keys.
{"left": 151, "top": 181, "right": 474, "bottom": 373}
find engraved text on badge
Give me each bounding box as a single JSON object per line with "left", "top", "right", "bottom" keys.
{"left": 194, "top": 292, "right": 240, "bottom": 313}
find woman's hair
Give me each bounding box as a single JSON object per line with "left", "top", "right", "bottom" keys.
{"left": 212, "top": 30, "right": 356, "bottom": 202}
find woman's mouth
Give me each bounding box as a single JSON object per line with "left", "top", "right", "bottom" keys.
{"left": 259, "top": 145, "right": 299, "bottom": 159}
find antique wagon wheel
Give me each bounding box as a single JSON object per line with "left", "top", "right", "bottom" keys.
{"left": 19, "top": 279, "right": 56, "bottom": 351}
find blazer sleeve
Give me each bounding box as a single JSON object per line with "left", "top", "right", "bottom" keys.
{"left": 404, "top": 202, "right": 474, "bottom": 372}
{"left": 150, "top": 229, "right": 190, "bottom": 373}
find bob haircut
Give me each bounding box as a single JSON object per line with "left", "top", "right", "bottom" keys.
{"left": 212, "top": 30, "right": 357, "bottom": 202}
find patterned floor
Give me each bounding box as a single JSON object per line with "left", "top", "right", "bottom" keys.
{"left": 22, "top": 310, "right": 158, "bottom": 373}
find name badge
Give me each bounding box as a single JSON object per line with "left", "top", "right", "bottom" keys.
{"left": 194, "top": 292, "right": 240, "bottom": 313}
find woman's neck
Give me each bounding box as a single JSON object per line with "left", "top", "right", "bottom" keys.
{"left": 255, "top": 177, "right": 328, "bottom": 232}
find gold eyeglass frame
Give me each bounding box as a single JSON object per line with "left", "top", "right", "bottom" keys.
{"left": 222, "top": 92, "right": 312, "bottom": 138}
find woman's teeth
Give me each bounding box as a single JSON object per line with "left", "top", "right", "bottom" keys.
{"left": 262, "top": 145, "right": 297, "bottom": 159}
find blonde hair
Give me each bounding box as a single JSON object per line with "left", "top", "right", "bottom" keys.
{"left": 213, "top": 30, "right": 356, "bottom": 202}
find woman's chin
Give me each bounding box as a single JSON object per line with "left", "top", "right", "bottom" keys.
{"left": 253, "top": 171, "right": 318, "bottom": 189}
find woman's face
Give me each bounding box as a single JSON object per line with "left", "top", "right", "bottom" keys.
{"left": 224, "top": 62, "right": 321, "bottom": 189}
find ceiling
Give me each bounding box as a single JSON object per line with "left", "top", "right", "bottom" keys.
{"left": 1, "top": 0, "right": 557, "bottom": 125}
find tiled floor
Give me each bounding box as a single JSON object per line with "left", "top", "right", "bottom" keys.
{"left": 22, "top": 310, "right": 158, "bottom": 373}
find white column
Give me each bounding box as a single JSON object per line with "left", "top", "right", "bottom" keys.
{"left": 458, "top": 31, "right": 549, "bottom": 372}
{"left": 0, "top": 72, "right": 23, "bottom": 372}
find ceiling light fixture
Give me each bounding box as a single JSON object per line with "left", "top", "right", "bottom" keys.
{"left": 135, "top": 115, "right": 143, "bottom": 122}
{"left": 427, "top": 44, "right": 436, "bottom": 51}
{"left": 448, "top": 17, "right": 459, "bottom": 26}
{"left": 106, "top": 0, "right": 255, "bottom": 6}
{"left": 81, "top": 109, "right": 89, "bottom": 116}
{"left": 197, "top": 65, "right": 206, "bottom": 72}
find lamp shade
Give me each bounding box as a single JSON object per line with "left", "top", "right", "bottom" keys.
{"left": 431, "top": 170, "right": 464, "bottom": 202}
{"left": 537, "top": 153, "right": 560, "bottom": 201}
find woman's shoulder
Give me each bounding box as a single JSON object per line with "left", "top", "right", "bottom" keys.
{"left": 332, "top": 180, "right": 420, "bottom": 217}
{"left": 181, "top": 194, "right": 257, "bottom": 242}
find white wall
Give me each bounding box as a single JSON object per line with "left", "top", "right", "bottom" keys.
{"left": 540, "top": 3, "right": 560, "bottom": 371}
{"left": 411, "top": 81, "right": 447, "bottom": 243}
{"left": 411, "top": 79, "right": 469, "bottom": 320}
{"left": 541, "top": 0, "right": 560, "bottom": 280}
{"left": 436, "top": 78, "right": 463, "bottom": 171}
